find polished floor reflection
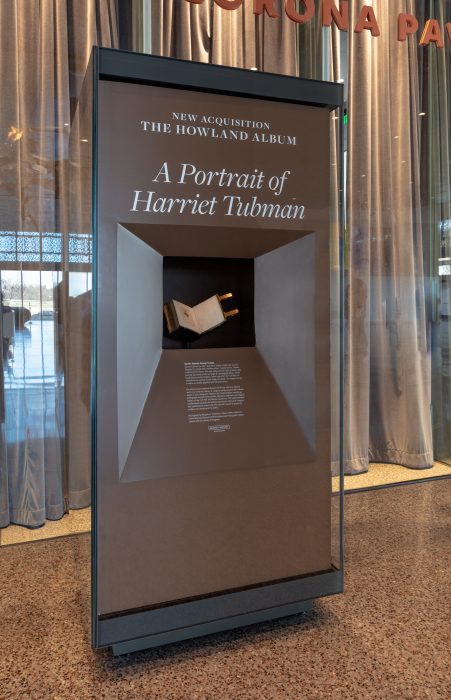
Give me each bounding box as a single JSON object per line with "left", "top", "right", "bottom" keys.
{"left": 1, "top": 317, "right": 66, "bottom": 529}
{"left": 0, "top": 480, "right": 449, "bottom": 699}
{"left": 6, "top": 320, "right": 56, "bottom": 384}
{"left": 3, "top": 320, "right": 60, "bottom": 442}
{"left": 0, "top": 507, "right": 90, "bottom": 545}
{"left": 332, "top": 461, "right": 451, "bottom": 493}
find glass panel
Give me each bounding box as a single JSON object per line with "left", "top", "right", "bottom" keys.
{"left": 330, "top": 106, "right": 344, "bottom": 570}
{"left": 2, "top": 0, "right": 449, "bottom": 550}
{"left": 92, "top": 70, "right": 343, "bottom": 628}
{"left": 0, "top": 268, "right": 65, "bottom": 531}
{"left": 429, "top": 1, "right": 451, "bottom": 467}
{"left": 0, "top": 0, "right": 121, "bottom": 541}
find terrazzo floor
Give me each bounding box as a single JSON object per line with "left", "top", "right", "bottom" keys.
{"left": 332, "top": 460, "right": 451, "bottom": 493}
{"left": 0, "top": 507, "right": 91, "bottom": 546}
{"left": 0, "top": 479, "right": 449, "bottom": 699}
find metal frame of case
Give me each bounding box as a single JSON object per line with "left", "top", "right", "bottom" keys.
{"left": 88, "top": 47, "right": 344, "bottom": 655}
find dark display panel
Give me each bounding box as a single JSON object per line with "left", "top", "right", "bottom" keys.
{"left": 87, "top": 49, "right": 343, "bottom": 652}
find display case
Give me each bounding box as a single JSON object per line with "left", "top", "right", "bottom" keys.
{"left": 75, "top": 48, "right": 344, "bottom": 654}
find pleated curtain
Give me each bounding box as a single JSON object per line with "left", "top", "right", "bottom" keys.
{"left": 2, "top": 0, "right": 449, "bottom": 532}
{"left": 151, "top": 0, "right": 298, "bottom": 75}
{"left": 418, "top": 0, "right": 451, "bottom": 462}
{"left": 0, "top": 0, "right": 118, "bottom": 528}
{"left": 344, "top": 0, "right": 432, "bottom": 472}
{"left": 150, "top": 0, "right": 440, "bottom": 475}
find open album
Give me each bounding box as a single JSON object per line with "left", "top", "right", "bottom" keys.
{"left": 164, "top": 293, "right": 239, "bottom": 338}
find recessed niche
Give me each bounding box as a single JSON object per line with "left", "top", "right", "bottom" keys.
{"left": 163, "top": 256, "right": 255, "bottom": 349}
{"left": 116, "top": 222, "right": 317, "bottom": 483}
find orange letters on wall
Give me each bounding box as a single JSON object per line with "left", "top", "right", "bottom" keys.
{"left": 284, "top": 0, "right": 315, "bottom": 25}
{"left": 420, "top": 19, "right": 445, "bottom": 48}
{"left": 254, "top": 0, "right": 279, "bottom": 17}
{"left": 398, "top": 13, "right": 419, "bottom": 41}
{"left": 354, "top": 5, "right": 380, "bottom": 37}
{"left": 214, "top": 0, "right": 243, "bottom": 9}
{"left": 322, "top": 0, "right": 349, "bottom": 31}
{"left": 183, "top": 0, "right": 451, "bottom": 48}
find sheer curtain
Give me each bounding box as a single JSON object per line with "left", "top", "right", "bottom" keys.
{"left": 149, "top": 0, "right": 436, "bottom": 476}
{"left": 419, "top": 1, "right": 451, "bottom": 464}
{"left": 0, "top": 0, "right": 118, "bottom": 528}
{"left": 151, "top": 0, "right": 298, "bottom": 74}
{"left": 1, "top": 1, "right": 443, "bottom": 531}
{"left": 345, "top": 0, "right": 432, "bottom": 473}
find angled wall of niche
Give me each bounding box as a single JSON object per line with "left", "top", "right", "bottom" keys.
{"left": 116, "top": 223, "right": 316, "bottom": 483}
{"left": 116, "top": 224, "right": 163, "bottom": 476}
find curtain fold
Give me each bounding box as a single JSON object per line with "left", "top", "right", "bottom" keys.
{"left": 2, "top": 1, "right": 446, "bottom": 532}
{"left": 418, "top": 0, "right": 451, "bottom": 462}
{"left": 149, "top": 1, "right": 437, "bottom": 476}
{"left": 0, "top": 0, "right": 118, "bottom": 528}
{"left": 151, "top": 0, "right": 211, "bottom": 63}
{"left": 345, "top": 0, "right": 433, "bottom": 473}
{"left": 151, "top": 0, "right": 298, "bottom": 75}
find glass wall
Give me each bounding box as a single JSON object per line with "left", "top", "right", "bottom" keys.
{"left": 0, "top": 0, "right": 119, "bottom": 542}
{"left": 144, "top": 1, "right": 451, "bottom": 489}
{"left": 1, "top": 0, "right": 450, "bottom": 543}
{"left": 427, "top": 1, "right": 451, "bottom": 465}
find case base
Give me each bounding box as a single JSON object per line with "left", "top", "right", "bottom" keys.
{"left": 111, "top": 599, "right": 313, "bottom": 656}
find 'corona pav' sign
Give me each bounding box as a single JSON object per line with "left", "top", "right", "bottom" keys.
{"left": 185, "top": 0, "right": 451, "bottom": 48}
